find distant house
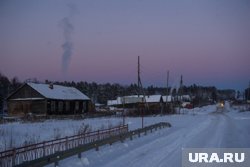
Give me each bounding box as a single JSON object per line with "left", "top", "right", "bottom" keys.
{"left": 107, "top": 95, "right": 144, "bottom": 107}
{"left": 145, "top": 95, "right": 162, "bottom": 103}
{"left": 107, "top": 95, "right": 165, "bottom": 114}
{"left": 162, "top": 95, "right": 173, "bottom": 103}
{"left": 145, "top": 95, "right": 164, "bottom": 113}
{"left": 7, "top": 82, "right": 91, "bottom": 116}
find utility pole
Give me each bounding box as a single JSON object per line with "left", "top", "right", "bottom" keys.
{"left": 248, "top": 81, "right": 250, "bottom": 102}
{"left": 166, "top": 70, "right": 169, "bottom": 105}
{"left": 122, "top": 100, "right": 125, "bottom": 125}
{"left": 138, "top": 56, "right": 140, "bottom": 97}
{"left": 163, "top": 70, "right": 169, "bottom": 115}
{"left": 179, "top": 75, "right": 183, "bottom": 114}
{"left": 137, "top": 56, "right": 144, "bottom": 128}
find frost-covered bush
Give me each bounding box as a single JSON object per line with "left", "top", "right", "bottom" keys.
{"left": 77, "top": 123, "right": 91, "bottom": 135}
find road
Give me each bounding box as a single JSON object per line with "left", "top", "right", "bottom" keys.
{"left": 48, "top": 105, "right": 250, "bottom": 167}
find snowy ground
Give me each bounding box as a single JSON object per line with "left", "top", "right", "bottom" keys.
{"left": 45, "top": 103, "right": 250, "bottom": 167}
{"left": 0, "top": 105, "right": 214, "bottom": 151}
{"left": 1, "top": 103, "right": 250, "bottom": 167}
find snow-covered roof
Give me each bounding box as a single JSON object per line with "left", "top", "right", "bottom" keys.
{"left": 108, "top": 95, "right": 165, "bottom": 105}
{"left": 107, "top": 95, "right": 144, "bottom": 106}
{"left": 27, "top": 82, "right": 90, "bottom": 100}
{"left": 182, "top": 95, "right": 191, "bottom": 100}
{"left": 145, "top": 95, "right": 162, "bottom": 103}
{"left": 10, "top": 98, "right": 45, "bottom": 101}
{"left": 107, "top": 99, "right": 121, "bottom": 106}
{"left": 162, "top": 95, "right": 173, "bottom": 102}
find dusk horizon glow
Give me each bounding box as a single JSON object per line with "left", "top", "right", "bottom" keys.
{"left": 1, "top": 0, "right": 249, "bottom": 91}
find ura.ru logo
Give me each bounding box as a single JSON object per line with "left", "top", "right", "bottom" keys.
{"left": 189, "top": 152, "right": 245, "bottom": 163}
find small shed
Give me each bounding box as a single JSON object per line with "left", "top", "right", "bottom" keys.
{"left": 7, "top": 82, "right": 91, "bottom": 116}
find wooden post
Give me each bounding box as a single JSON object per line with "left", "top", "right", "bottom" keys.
{"left": 55, "top": 155, "right": 60, "bottom": 167}
{"left": 95, "top": 144, "right": 99, "bottom": 151}
{"left": 120, "top": 135, "right": 124, "bottom": 143}
{"left": 43, "top": 141, "right": 46, "bottom": 157}
{"left": 66, "top": 136, "right": 68, "bottom": 150}
{"left": 54, "top": 161, "right": 59, "bottom": 167}
{"left": 12, "top": 148, "right": 16, "bottom": 166}
{"left": 78, "top": 152, "right": 82, "bottom": 159}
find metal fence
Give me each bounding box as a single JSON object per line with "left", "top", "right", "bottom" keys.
{"left": 0, "top": 124, "right": 128, "bottom": 167}
{"left": 18, "top": 122, "right": 171, "bottom": 167}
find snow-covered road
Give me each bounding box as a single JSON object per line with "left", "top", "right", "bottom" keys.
{"left": 50, "top": 105, "right": 250, "bottom": 167}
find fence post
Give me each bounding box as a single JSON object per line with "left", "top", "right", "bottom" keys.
{"left": 12, "top": 148, "right": 16, "bottom": 166}
{"left": 97, "top": 130, "right": 100, "bottom": 140}
{"left": 43, "top": 141, "right": 46, "bottom": 157}
{"left": 78, "top": 152, "right": 82, "bottom": 159}
{"left": 66, "top": 136, "right": 68, "bottom": 150}
{"left": 120, "top": 135, "right": 124, "bottom": 143}
{"left": 95, "top": 144, "right": 99, "bottom": 151}
{"left": 54, "top": 160, "right": 59, "bottom": 167}
{"left": 130, "top": 134, "right": 133, "bottom": 140}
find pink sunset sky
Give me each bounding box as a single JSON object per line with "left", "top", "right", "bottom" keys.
{"left": 0, "top": 0, "right": 249, "bottom": 90}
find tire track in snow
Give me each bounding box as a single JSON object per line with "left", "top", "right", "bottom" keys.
{"left": 102, "top": 115, "right": 213, "bottom": 167}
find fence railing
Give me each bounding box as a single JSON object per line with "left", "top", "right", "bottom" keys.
{"left": 0, "top": 124, "right": 128, "bottom": 167}
{"left": 17, "top": 122, "right": 171, "bottom": 167}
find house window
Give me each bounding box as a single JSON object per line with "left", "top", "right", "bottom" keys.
{"left": 66, "top": 101, "right": 70, "bottom": 111}
{"left": 51, "top": 101, "right": 56, "bottom": 112}
{"left": 58, "top": 101, "right": 63, "bottom": 112}
{"left": 75, "top": 101, "right": 79, "bottom": 111}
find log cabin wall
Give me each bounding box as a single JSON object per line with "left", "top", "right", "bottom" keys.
{"left": 7, "top": 83, "right": 92, "bottom": 116}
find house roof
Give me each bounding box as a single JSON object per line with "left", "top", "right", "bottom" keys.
{"left": 27, "top": 82, "right": 90, "bottom": 100}
{"left": 108, "top": 95, "right": 164, "bottom": 106}
{"left": 162, "top": 95, "right": 173, "bottom": 102}
{"left": 107, "top": 99, "right": 121, "bottom": 106}
{"left": 145, "top": 95, "right": 162, "bottom": 103}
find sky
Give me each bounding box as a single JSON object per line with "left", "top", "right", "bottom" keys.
{"left": 0, "top": 0, "right": 250, "bottom": 91}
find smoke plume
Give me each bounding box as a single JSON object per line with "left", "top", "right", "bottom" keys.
{"left": 59, "top": 3, "right": 77, "bottom": 74}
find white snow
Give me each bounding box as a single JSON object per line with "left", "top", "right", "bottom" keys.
{"left": 145, "top": 95, "right": 162, "bottom": 103}
{"left": 162, "top": 95, "right": 173, "bottom": 102}
{"left": 1, "top": 103, "right": 250, "bottom": 167}
{"left": 27, "top": 82, "right": 90, "bottom": 100}
{"left": 79, "top": 157, "right": 90, "bottom": 166}
{"left": 48, "top": 103, "right": 250, "bottom": 167}
{"left": 0, "top": 118, "right": 124, "bottom": 151}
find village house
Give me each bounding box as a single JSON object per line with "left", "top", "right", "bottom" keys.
{"left": 107, "top": 95, "right": 164, "bottom": 114}
{"left": 7, "top": 82, "right": 91, "bottom": 116}
{"left": 162, "top": 95, "right": 174, "bottom": 103}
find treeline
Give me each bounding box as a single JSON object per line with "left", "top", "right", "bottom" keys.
{"left": 0, "top": 72, "right": 240, "bottom": 111}
{"left": 0, "top": 73, "right": 22, "bottom": 110}
{"left": 43, "top": 80, "right": 219, "bottom": 104}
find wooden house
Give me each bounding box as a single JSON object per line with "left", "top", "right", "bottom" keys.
{"left": 7, "top": 82, "right": 91, "bottom": 116}
{"left": 107, "top": 95, "right": 164, "bottom": 114}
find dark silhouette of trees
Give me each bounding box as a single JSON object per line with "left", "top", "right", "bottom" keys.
{"left": 0, "top": 72, "right": 241, "bottom": 111}
{"left": 245, "top": 88, "right": 250, "bottom": 101}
